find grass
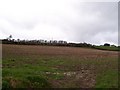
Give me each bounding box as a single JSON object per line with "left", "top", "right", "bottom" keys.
{"left": 2, "top": 56, "right": 66, "bottom": 88}
{"left": 95, "top": 70, "right": 118, "bottom": 88}
{"left": 94, "top": 46, "right": 119, "bottom": 51}
{"left": 2, "top": 44, "right": 118, "bottom": 88}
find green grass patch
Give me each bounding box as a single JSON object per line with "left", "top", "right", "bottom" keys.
{"left": 94, "top": 46, "right": 119, "bottom": 51}
{"left": 95, "top": 70, "right": 118, "bottom": 88}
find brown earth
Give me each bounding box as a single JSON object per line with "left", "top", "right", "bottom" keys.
{"left": 2, "top": 44, "right": 118, "bottom": 57}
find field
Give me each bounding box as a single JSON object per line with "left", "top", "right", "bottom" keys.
{"left": 2, "top": 44, "right": 118, "bottom": 88}
{"left": 94, "top": 46, "right": 119, "bottom": 51}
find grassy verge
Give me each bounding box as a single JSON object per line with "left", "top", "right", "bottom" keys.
{"left": 94, "top": 46, "right": 119, "bottom": 51}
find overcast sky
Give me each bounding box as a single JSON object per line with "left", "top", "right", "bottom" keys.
{"left": 0, "top": 0, "right": 118, "bottom": 45}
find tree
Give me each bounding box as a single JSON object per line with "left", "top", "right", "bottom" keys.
{"left": 111, "top": 45, "right": 116, "bottom": 47}
{"left": 7, "top": 35, "right": 12, "bottom": 40}
{"left": 104, "top": 43, "right": 110, "bottom": 46}
{"left": 17, "top": 39, "right": 20, "bottom": 42}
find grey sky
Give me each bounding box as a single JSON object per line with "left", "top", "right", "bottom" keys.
{"left": 0, "top": 0, "right": 118, "bottom": 45}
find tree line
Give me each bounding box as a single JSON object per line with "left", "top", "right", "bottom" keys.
{"left": 1, "top": 35, "right": 119, "bottom": 49}
{"left": 1, "top": 35, "right": 94, "bottom": 48}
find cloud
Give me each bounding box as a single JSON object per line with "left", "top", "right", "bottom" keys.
{"left": 0, "top": 0, "right": 118, "bottom": 45}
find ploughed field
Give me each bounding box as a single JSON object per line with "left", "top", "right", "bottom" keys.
{"left": 2, "top": 44, "right": 118, "bottom": 88}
